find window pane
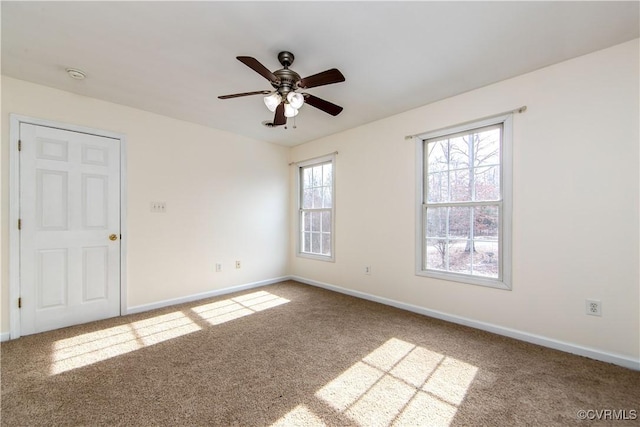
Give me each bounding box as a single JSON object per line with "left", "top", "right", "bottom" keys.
{"left": 322, "top": 211, "right": 331, "bottom": 233}
{"left": 472, "top": 240, "right": 499, "bottom": 278}
{"left": 322, "top": 233, "right": 331, "bottom": 256}
{"left": 303, "top": 167, "right": 312, "bottom": 189}
{"left": 474, "top": 166, "right": 500, "bottom": 201}
{"left": 323, "top": 187, "right": 332, "bottom": 208}
{"left": 426, "top": 238, "right": 448, "bottom": 271}
{"left": 312, "top": 166, "right": 322, "bottom": 187}
{"left": 303, "top": 232, "right": 311, "bottom": 252}
{"left": 427, "top": 172, "right": 447, "bottom": 203}
{"left": 302, "top": 189, "right": 313, "bottom": 209}
{"left": 426, "top": 207, "right": 447, "bottom": 239}
{"left": 427, "top": 140, "right": 449, "bottom": 173}
{"left": 311, "top": 233, "right": 321, "bottom": 253}
{"left": 313, "top": 188, "right": 323, "bottom": 208}
{"left": 448, "top": 207, "right": 471, "bottom": 239}
{"left": 474, "top": 206, "right": 499, "bottom": 240}
{"left": 474, "top": 128, "right": 501, "bottom": 167}
{"left": 448, "top": 239, "right": 471, "bottom": 274}
{"left": 449, "top": 136, "right": 470, "bottom": 169}
{"left": 322, "top": 164, "right": 332, "bottom": 186}
{"left": 311, "top": 211, "right": 321, "bottom": 232}
{"left": 450, "top": 168, "right": 471, "bottom": 202}
{"left": 302, "top": 211, "right": 311, "bottom": 232}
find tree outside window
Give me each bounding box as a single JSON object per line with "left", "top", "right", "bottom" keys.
{"left": 298, "top": 157, "right": 334, "bottom": 260}
{"left": 421, "top": 119, "right": 510, "bottom": 288}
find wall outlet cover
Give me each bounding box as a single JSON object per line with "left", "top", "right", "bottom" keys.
{"left": 586, "top": 299, "right": 602, "bottom": 316}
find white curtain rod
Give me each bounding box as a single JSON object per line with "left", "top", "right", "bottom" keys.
{"left": 289, "top": 151, "right": 338, "bottom": 166}
{"left": 404, "top": 106, "right": 527, "bottom": 140}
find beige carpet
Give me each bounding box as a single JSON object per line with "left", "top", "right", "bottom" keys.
{"left": 1, "top": 280, "right": 638, "bottom": 426}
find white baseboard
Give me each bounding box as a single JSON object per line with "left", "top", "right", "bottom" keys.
{"left": 0, "top": 332, "right": 11, "bottom": 342}
{"left": 291, "top": 275, "right": 640, "bottom": 371}
{"left": 126, "top": 276, "right": 290, "bottom": 315}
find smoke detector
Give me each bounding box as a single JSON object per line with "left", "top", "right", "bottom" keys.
{"left": 66, "top": 68, "right": 86, "bottom": 80}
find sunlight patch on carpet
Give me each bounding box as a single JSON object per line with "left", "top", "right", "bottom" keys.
{"left": 191, "top": 291, "right": 290, "bottom": 325}
{"left": 315, "top": 337, "right": 478, "bottom": 426}
{"left": 50, "top": 311, "right": 201, "bottom": 375}
{"left": 271, "top": 404, "right": 326, "bottom": 427}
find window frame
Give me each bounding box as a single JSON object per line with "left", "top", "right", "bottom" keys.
{"left": 296, "top": 154, "right": 336, "bottom": 262}
{"left": 415, "top": 114, "right": 512, "bottom": 290}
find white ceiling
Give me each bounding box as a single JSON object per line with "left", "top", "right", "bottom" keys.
{"left": 2, "top": 1, "right": 638, "bottom": 146}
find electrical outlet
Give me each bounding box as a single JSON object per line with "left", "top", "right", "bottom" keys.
{"left": 364, "top": 266, "right": 371, "bottom": 275}
{"left": 150, "top": 201, "right": 166, "bottom": 213}
{"left": 586, "top": 299, "right": 602, "bottom": 316}
{"left": 215, "top": 263, "right": 222, "bottom": 272}
{"left": 235, "top": 260, "right": 241, "bottom": 269}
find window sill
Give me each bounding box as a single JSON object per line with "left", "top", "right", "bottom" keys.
{"left": 416, "top": 269, "right": 511, "bottom": 290}
{"left": 297, "top": 252, "right": 335, "bottom": 263}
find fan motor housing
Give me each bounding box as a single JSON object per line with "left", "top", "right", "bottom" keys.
{"left": 272, "top": 68, "right": 301, "bottom": 95}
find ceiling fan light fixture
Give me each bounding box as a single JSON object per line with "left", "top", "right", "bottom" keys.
{"left": 263, "top": 92, "right": 282, "bottom": 112}
{"left": 219, "top": 51, "right": 345, "bottom": 127}
{"left": 287, "top": 92, "right": 304, "bottom": 109}
{"left": 284, "top": 103, "right": 299, "bottom": 118}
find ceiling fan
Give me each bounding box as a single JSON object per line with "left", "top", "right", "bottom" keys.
{"left": 218, "top": 51, "right": 345, "bottom": 127}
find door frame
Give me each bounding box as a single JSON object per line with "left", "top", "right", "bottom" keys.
{"left": 9, "top": 114, "right": 128, "bottom": 339}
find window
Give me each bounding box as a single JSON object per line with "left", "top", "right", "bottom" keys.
{"left": 417, "top": 115, "right": 512, "bottom": 289}
{"left": 298, "top": 155, "right": 335, "bottom": 261}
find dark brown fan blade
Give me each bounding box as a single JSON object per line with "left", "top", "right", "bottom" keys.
{"left": 237, "top": 56, "right": 279, "bottom": 83}
{"left": 273, "top": 102, "right": 287, "bottom": 126}
{"left": 299, "top": 68, "right": 345, "bottom": 89}
{"left": 218, "top": 90, "right": 271, "bottom": 99}
{"left": 303, "top": 94, "right": 343, "bottom": 116}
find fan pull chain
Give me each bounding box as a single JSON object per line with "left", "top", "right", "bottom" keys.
{"left": 284, "top": 115, "right": 297, "bottom": 130}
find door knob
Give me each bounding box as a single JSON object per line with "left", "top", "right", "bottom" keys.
{"left": 109, "top": 234, "right": 118, "bottom": 241}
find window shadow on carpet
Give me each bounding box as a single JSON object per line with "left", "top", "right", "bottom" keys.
{"left": 49, "top": 290, "right": 289, "bottom": 375}
{"left": 274, "top": 337, "right": 477, "bottom": 426}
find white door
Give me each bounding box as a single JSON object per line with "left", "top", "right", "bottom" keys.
{"left": 19, "top": 123, "right": 121, "bottom": 335}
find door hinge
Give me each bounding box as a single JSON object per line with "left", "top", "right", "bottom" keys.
{"left": 18, "top": 297, "right": 22, "bottom": 309}
{"left": 18, "top": 140, "right": 22, "bottom": 151}
{"left": 18, "top": 219, "right": 22, "bottom": 230}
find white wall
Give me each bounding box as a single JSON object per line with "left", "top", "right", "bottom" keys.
{"left": 289, "top": 40, "right": 639, "bottom": 360}
{"left": 2, "top": 40, "right": 638, "bottom": 365}
{"left": 1, "top": 76, "right": 290, "bottom": 332}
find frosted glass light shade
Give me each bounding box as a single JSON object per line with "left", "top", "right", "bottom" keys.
{"left": 284, "top": 103, "right": 299, "bottom": 118}
{"left": 287, "top": 92, "right": 304, "bottom": 109}
{"left": 264, "top": 93, "right": 282, "bottom": 112}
